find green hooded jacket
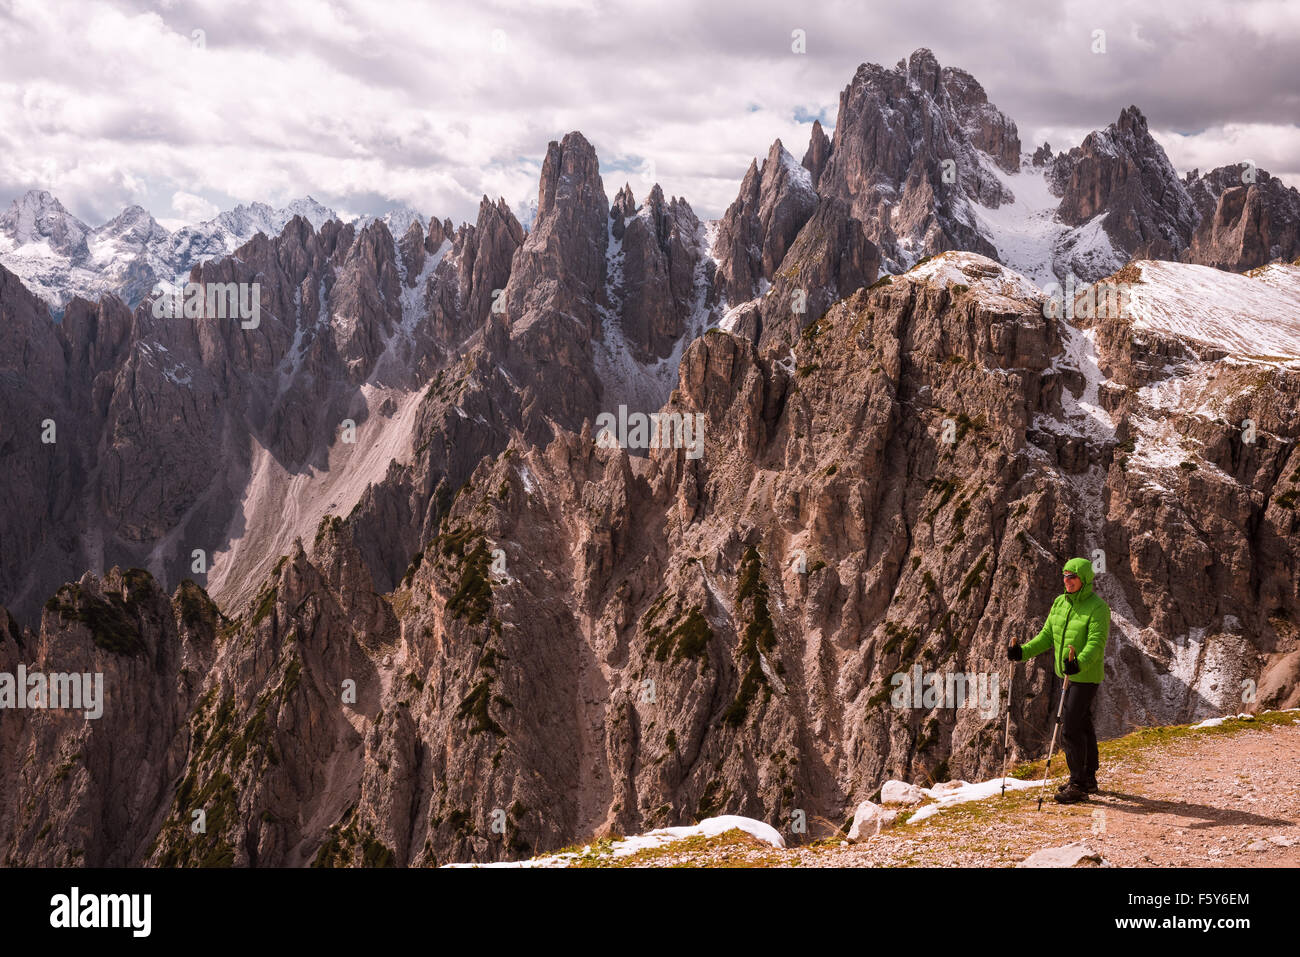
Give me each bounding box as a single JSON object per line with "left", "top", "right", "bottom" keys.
{"left": 1017, "top": 557, "right": 1110, "bottom": 683}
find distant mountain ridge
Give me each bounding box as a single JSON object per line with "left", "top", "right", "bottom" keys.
{"left": 0, "top": 191, "right": 416, "bottom": 311}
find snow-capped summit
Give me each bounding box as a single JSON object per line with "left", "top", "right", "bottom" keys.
{"left": 201, "top": 195, "right": 338, "bottom": 253}
{"left": 352, "top": 205, "right": 427, "bottom": 238}
{"left": 0, "top": 192, "right": 344, "bottom": 311}
{"left": 0, "top": 190, "right": 92, "bottom": 259}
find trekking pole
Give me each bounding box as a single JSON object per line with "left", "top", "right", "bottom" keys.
{"left": 999, "top": 658, "right": 1014, "bottom": 797}
{"left": 1036, "top": 647, "right": 1075, "bottom": 811}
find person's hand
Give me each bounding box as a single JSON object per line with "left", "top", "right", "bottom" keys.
{"left": 1064, "top": 647, "right": 1079, "bottom": 675}
{"left": 1006, "top": 641, "right": 1021, "bottom": 662}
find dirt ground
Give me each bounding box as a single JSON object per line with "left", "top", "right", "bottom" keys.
{"left": 590, "top": 715, "right": 1300, "bottom": 867}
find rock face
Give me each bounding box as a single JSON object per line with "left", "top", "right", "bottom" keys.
{"left": 4, "top": 248, "right": 1297, "bottom": 867}
{"left": 847, "top": 800, "right": 898, "bottom": 840}
{"left": 1183, "top": 166, "right": 1300, "bottom": 271}
{"left": 811, "top": 48, "right": 1017, "bottom": 271}
{"left": 1050, "top": 106, "right": 1198, "bottom": 263}
{"left": 754, "top": 196, "right": 879, "bottom": 348}
{"left": 607, "top": 183, "right": 707, "bottom": 362}
{"left": 715, "top": 140, "right": 820, "bottom": 306}
{"left": 3, "top": 49, "right": 1300, "bottom": 868}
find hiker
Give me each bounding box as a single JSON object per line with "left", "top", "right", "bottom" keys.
{"left": 1006, "top": 557, "right": 1110, "bottom": 804}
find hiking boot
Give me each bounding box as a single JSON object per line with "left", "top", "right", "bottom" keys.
{"left": 1082, "top": 778, "right": 1100, "bottom": 794}
{"left": 1054, "top": 783, "right": 1089, "bottom": 804}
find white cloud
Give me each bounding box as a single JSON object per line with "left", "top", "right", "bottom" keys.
{"left": 0, "top": 0, "right": 1295, "bottom": 230}
{"left": 170, "top": 189, "right": 219, "bottom": 223}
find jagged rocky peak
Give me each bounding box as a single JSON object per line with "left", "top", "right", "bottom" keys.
{"left": 752, "top": 194, "right": 880, "bottom": 348}
{"left": 1051, "top": 104, "right": 1198, "bottom": 260}
{"left": 715, "top": 137, "right": 818, "bottom": 305}
{"left": 454, "top": 194, "right": 524, "bottom": 330}
{"left": 608, "top": 181, "right": 707, "bottom": 363}
{"left": 610, "top": 182, "right": 637, "bottom": 240}
{"left": 98, "top": 204, "right": 169, "bottom": 246}
{"left": 0, "top": 189, "right": 92, "bottom": 259}
{"left": 504, "top": 130, "right": 609, "bottom": 330}
{"left": 802, "top": 119, "right": 832, "bottom": 188}
{"left": 398, "top": 219, "right": 428, "bottom": 284}
{"left": 939, "top": 62, "right": 1021, "bottom": 173}
{"left": 1183, "top": 164, "right": 1300, "bottom": 271}
{"left": 814, "top": 48, "right": 1016, "bottom": 270}
{"left": 425, "top": 214, "right": 454, "bottom": 253}
{"left": 536, "top": 130, "right": 607, "bottom": 236}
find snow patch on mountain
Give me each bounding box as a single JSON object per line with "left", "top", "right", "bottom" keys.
{"left": 594, "top": 210, "right": 716, "bottom": 413}
{"left": 443, "top": 815, "right": 784, "bottom": 868}
{"left": 970, "top": 158, "right": 1125, "bottom": 287}
{"left": 0, "top": 190, "right": 424, "bottom": 312}
{"left": 906, "top": 249, "right": 1044, "bottom": 305}
{"left": 1127, "top": 260, "right": 1300, "bottom": 361}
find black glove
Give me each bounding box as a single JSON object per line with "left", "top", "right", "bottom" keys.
{"left": 1063, "top": 655, "right": 1080, "bottom": 675}
{"left": 1006, "top": 641, "right": 1021, "bottom": 662}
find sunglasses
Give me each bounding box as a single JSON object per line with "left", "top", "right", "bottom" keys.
{"left": 1062, "top": 572, "right": 1080, "bottom": 580}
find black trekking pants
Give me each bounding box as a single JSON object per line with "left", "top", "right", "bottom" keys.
{"left": 1061, "top": 679, "right": 1100, "bottom": 786}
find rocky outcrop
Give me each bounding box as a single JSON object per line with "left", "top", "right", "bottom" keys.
{"left": 427, "top": 197, "right": 524, "bottom": 348}
{"left": 0, "top": 569, "right": 215, "bottom": 866}
{"left": 1050, "top": 106, "right": 1198, "bottom": 263}
{"left": 1183, "top": 166, "right": 1300, "bottom": 271}
{"left": 801, "top": 120, "right": 832, "bottom": 189}
{"left": 714, "top": 140, "right": 819, "bottom": 306}
{"left": 607, "top": 184, "right": 707, "bottom": 361}
{"left": 754, "top": 196, "right": 879, "bottom": 347}
{"left": 813, "top": 48, "right": 1016, "bottom": 270}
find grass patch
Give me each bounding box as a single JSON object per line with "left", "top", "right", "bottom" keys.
{"left": 44, "top": 583, "right": 145, "bottom": 656}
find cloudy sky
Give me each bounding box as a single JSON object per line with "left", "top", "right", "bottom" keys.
{"left": 1, "top": 0, "right": 1297, "bottom": 229}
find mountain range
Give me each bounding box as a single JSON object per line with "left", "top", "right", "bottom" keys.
{"left": 1, "top": 48, "right": 1298, "bottom": 867}
{"left": 0, "top": 191, "right": 424, "bottom": 312}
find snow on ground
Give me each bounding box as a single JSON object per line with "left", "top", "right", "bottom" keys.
{"left": 443, "top": 815, "right": 784, "bottom": 868}
{"left": 905, "top": 250, "right": 1044, "bottom": 307}
{"left": 778, "top": 144, "right": 817, "bottom": 197}
{"left": 971, "top": 158, "right": 1124, "bottom": 287}
{"left": 1128, "top": 261, "right": 1300, "bottom": 361}
{"left": 1053, "top": 212, "right": 1126, "bottom": 282}
{"left": 904, "top": 776, "right": 1048, "bottom": 824}
{"left": 1192, "top": 713, "right": 1255, "bottom": 729}
{"left": 970, "top": 161, "right": 1063, "bottom": 287}
{"left": 593, "top": 209, "right": 717, "bottom": 413}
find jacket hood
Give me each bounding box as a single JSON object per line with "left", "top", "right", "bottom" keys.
{"left": 1063, "top": 557, "right": 1095, "bottom": 599}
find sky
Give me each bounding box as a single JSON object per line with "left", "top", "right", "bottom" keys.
{"left": 1, "top": 0, "right": 1297, "bottom": 230}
